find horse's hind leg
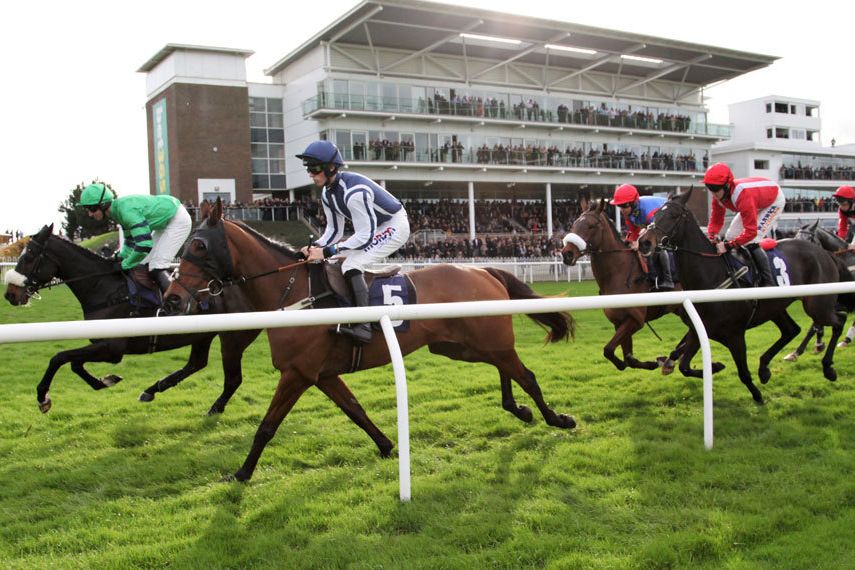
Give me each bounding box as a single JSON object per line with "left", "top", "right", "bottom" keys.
{"left": 37, "top": 341, "right": 125, "bottom": 413}
{"left": 231, "top": 371, "right": 312, "bottom": 482}
{"left": 317, "top": 375, "right": 394, "bottom": 457}
{"left": 607, "top": 319, "right": 659, "bottom": 371}
{"left": 140, "top": 336, "right": 215, "bottom": 404}
{"left": 207, "top": 330, "right": 262, "bottom": 415}
{"left": 759, "top": 312, "right": 800, "bottom": 384}
{"left": 493, "top": 350, "right": 575, "bottom": 429}
{"left": 784, "top": 324, "right": 817, "bottom": 362}
{"left": 819, "top": 314, "right": 845, "bottom": 382}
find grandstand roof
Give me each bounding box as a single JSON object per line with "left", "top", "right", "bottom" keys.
{"left": 265, "top": 0, "right": 777, "bottom": 88}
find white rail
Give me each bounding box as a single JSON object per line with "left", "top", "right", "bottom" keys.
{"left": 2, "top": 282, "right": 854, "bottom": 501}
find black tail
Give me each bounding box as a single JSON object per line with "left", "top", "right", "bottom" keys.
{"left": 832, "top": 255, "right": 855, "bottom": 313}
{"left": 484, "top": 267, "right": 575, "bottom": 342}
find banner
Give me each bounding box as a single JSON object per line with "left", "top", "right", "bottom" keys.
{"left": 153, "top": 99, "right": 171, "bottom": 195}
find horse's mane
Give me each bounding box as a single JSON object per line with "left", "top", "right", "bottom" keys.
{"left": 48, "top": 234, "right": 111, "bottom": 265}
{"left": 593, "top": 206, "right": 625, "bottom": 246}
{"left": 817, "top": 226, "right": 847, "bottom": 249}
{"left": 228, "top": 220, "right": 301, "bottom": 259}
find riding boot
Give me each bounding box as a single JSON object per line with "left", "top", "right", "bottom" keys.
{"left": 150, "top": 269, "right": 172, "bottom": 293}
{"left": 748, "top": 244, "right": 775, "bottom": 287}
{"left": 335, "top": 271, "right": 373, "bottom": 344}
{"left": 656, "top": 250, "right": 675, "bottom": 290}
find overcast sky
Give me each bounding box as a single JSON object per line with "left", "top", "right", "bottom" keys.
{"left": 2, "top": 0, "right": 853, "bottom": 236}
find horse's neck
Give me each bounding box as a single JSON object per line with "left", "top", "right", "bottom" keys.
{"left": 818, "top": 230, "right": 847, "bottom": 251}
{"left": 589, "top": 220, "right": 640, "bottom": 289}
{"left": 50, "top": 239, "right": 120, "bottom": 302}
{"left": 236, "top": 242, "right": 305, "bottom": 311}
{"left": 673, "top": 213, "right": 727, "bottom": 287}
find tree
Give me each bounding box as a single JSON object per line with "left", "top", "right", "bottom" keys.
{"left": 59, "top": 181, "right": 115, "bottom": 240}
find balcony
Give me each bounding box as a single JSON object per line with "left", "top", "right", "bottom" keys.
{"left": 342, "top": 146, "right": 704, "bottom": 176}
{"left": 303, "top": 92, "right": 731, "bottom": 140}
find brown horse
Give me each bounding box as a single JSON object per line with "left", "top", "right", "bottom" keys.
{"left": 560, "top": 199, "right": 701, "bottom": 375}
{"left": 164, "top": 199, "right": 576, "bottom": 482}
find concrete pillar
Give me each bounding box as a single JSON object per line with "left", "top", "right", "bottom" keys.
{"left": 546, "top": 182, "right": 553, "bottom": 238}
{"left": 468, "top": 181, "right": 476, "bottom": 240}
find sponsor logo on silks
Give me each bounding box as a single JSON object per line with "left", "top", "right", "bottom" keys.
{"left": 364, "top": 226, "right": 397, "bottom": 252}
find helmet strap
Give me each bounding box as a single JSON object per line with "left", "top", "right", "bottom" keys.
{"left": 323, "top": 165, "right": 339, "bottom": 187}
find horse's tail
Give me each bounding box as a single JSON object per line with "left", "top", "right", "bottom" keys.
{"left": 483, "top": 267, "right": 575, "bottom": 342}
{"left": 831, "top": 255, "right": 855, "bottom": 313}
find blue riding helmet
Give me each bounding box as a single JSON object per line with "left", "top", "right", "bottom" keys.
{"left": 296, "top": 140, "right": 345, "bottom": 167}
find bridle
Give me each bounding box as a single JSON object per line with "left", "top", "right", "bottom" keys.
{"left": 11, "top": 238, "right": 66, "bottom": 300}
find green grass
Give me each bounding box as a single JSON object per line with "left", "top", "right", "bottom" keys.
{"left": 1, "top": 282, "right": 854, "bottom": 569}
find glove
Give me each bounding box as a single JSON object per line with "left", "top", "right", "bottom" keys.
{"left": 724, "top": 240, "right": 736, "bottom": 251}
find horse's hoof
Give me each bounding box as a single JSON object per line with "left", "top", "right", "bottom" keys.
{"left": 516, "top": 405, "right": 533, "bottom": 423}
{"left": 711, "top": 362, "right": 726, "bottom": 374}
{"left": 837, "top": 340, "right": 851, "bottom": 349}
{"left": 759, "top": 367, "right": 771, "bottom": 385}
{"left": 557, "top": 414, "right": 576, "bottom": 429}
{"left": 661, "top": 359, "right": 675, "bottom": 376}
{"left": 101, "top": 374, "right": 122, "bottom": 387}
{"left": 38, "top": 397, "right": 52, "bottom": 414}
{"left": 206, "top": 406, "right": 224, "bottom": 416}
{"left": 138, "top": 392, "right": 155, "bottom": 403}
{"left": 753, "top": 395, "right": 765, "bottom": 406}
{"left": 782, "top": 352, "right": 798, "bottom": 362}
{"left": 824, "top": 367, "right": 837, "bottom": 382}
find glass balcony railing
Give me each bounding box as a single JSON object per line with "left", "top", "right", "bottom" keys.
{"left": 343, "top": 146, "right": 704, "bottom": 173}
{"left": 303, "top": 92, "right": 731, "bottom": 138}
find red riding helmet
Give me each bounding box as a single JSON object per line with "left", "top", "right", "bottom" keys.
{"left": 833, "top": 185, "right": 855, "bottom": 200}
{"left": 610, "top": 184, "right": 639, "bottom": 206}
{"left": 703, "top": 162, "right": 734, "bottom": 190}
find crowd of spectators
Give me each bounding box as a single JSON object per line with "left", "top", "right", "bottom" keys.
{"left": 783, "top": 195, "right": 837, "bottom": 213}
{"left": 360, "top": 139, "right": 707, "bottom": 172}
{"left": 393, "top": 234, "right": 566, "bottom": 260}
{"left": 780, "top": 163, "right": 855, "bottom": 181}
{"left": 418, "top": 93, "right": 693, "bottom": 132}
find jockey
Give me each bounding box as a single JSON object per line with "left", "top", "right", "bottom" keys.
{"left": 610, "top": 184, "right": 674, "bottom": 290}
{"left": 79, "top": 183, "right": 191, "bottom": 292}
{"left": 833, "top": 185, "right": 855, "bottom": 251}
{"left": 298, "top": 140, "right": 410, "bottom": 344}
{"left": 704, "top": 162, "right": 785, "bottom": 286}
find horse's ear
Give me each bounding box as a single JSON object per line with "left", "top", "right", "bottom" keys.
{"left": 595, "top": 198, "right": 605, "bottom": 213}
{"left": 212, "top": 197, "right": 224, "bottom": 222}
{"left": 48, "top": 223, "right": 54, "bottom": 233}
{"left": 810, "top": 219, "right": 820, "bottom": 231}
{"left": 199, "top": 200, "right": 212, "bottom": 219}
{"left": 579, "top": 196, "right": 589, "bottom": 212}
{"left": 676, "top": 187, "right": 692, "bottom": 205}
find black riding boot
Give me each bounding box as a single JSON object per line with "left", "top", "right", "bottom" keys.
{"left": 150, "top": 269, "right": 172, "bottom": 293}
{"left": 656, "top": 250, "right": 675, "bottom": 290}
{"left": 335, "top": 271, "right": 373, "bottom": 344}
{"left": 748, "top": 244, "right": 775, "bottom": 287}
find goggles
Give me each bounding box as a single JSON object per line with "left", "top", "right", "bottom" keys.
{"left": 305, "top": 164, "right": 325, "bottom": 175}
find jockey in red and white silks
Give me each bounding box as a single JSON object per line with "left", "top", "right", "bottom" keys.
{"left": 707, "top": 177, "right": 785, "bottom": 247}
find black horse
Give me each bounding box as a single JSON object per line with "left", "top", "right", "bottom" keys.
{"left": 783, "top": 221, "right": 855, "bottom": 361}
{"left": 3, "top": 224, "right": 261, "bottom": 414}
{"left": 638, "top": 190, "right": 855, "bottom": 403}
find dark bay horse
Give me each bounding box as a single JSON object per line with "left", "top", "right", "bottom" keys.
{"left": 3, "top": 224, "right": 261, "bottom": 414}
{"left": 164, "top": 200, "right": 576, "bottom": 482}
{"left": 638, "top": 190, "right": 855, "bottom": 403}
{"left": 560, "top": 199, "right": 697, "bottom": 374}
{"left": 783, "top": 221, "right": 855, "bottom": 360}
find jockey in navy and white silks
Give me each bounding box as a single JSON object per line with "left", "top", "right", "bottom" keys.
{"left": 298, "top": 140, "right": 410, "bottom": 344}
{"left": 313, "top": 170, "right": 410, "bottom": 273}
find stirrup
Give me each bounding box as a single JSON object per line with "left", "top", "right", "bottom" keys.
{"left": 332, "top": 323, "right": 373, "bottom": 344}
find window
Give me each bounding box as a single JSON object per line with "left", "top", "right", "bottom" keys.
{"left": 790, "top": 105, "right": 797, "bottom": 114}
{"left": 754, "top": 160, "right": 769, "bottom": 170}
{"left": 767, "top": 128, "right": 773, "bottom": 139}
{"left": 807, "top": 130, "right": 819, "bottom": 142}
{"left": 775, "top": 127, "right": 790, "bottom": 139}
{"left": 791, "top": 129, "right": 806, "bottom": 140}
{"left": 248, "top": 96, "right": 286, "bottom": 189}
{"left": 774, "top": 102, "right": 789, "bottom": 113}
{"left": 766, "top": 103, "right": 772, "bottom": 113}
{"left": 806, "top": 105, "right": 819, "bottom": 117}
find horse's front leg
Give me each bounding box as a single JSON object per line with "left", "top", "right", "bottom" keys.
{"left": 207, "top": 330, "right": 262, "bottom": 415}
{"left": 316, "top": 374, "right": 394, "bottom": 457}
{"left": 820, "top": 320, "right": 844, "bottom": 382}
{"left": 229, "top": 370, "right": 312, "bottom": 482}
{"left": 604, "top": 319, "right": 644, "bottom": 370}
{"left": 37, "top": 341, "right": 124, "bottom": 413}
{"left": 759, "top": 312, "right": 800, "bottom": 384}
{"left": 723, "top": 334, "right": 764, "bottom": 404}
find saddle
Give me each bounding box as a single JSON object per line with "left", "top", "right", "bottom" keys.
{"left": 125, "top": 265, "right": 162, "bottom": 311}
{"left": 723, "top": 245, "right": 784, "bottom": 288}
{"left": 319, "top": 263, "right": 402, "bottom": 305}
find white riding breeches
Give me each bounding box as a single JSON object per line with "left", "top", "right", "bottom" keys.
{"left": 142, "top": 205, "right": 192, "bottom": 270}
{"left": 340, "top": 210, "right": 410, "bottom": 273}
{"left": 725, "top": 188, "right": 786, "bottom": 244}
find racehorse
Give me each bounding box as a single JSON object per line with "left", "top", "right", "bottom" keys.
{"left": 560, "top": 198, "right": 698, "bottom": 374}
{"left": 637, "top": 189, "right": 854, "bottom": 403}
{"left": 3, "top": 224, "right": 261, "bottom": 414}
{"left": 163, "top": 199, "right": 576, "bottom": 482}
{"left": 783, "top": 221, "right": 855, "bottom": 360}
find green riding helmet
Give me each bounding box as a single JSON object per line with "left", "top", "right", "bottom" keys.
{"left": 79, "top": 183, "right": 114, "bottom": 207}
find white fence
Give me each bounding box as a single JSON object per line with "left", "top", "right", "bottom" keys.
{"left": 3, "top": 282, "right": 855, "bottom": 501}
